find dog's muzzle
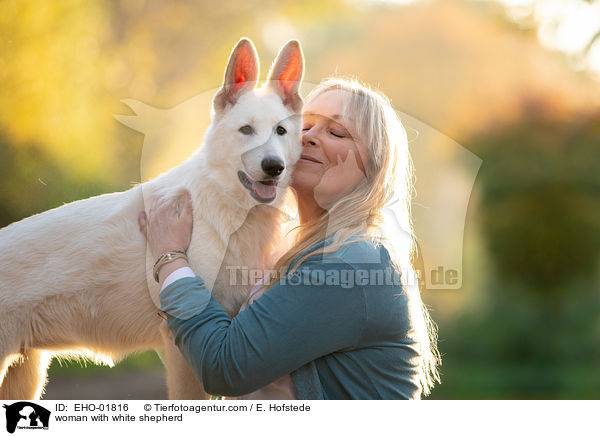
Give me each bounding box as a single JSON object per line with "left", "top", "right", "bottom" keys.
{"left": 238, "top": 170, "right": 279, "bottom": 204}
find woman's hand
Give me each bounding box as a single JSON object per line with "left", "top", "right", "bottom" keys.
{"left": 138, "top": 191, "right": 194, "bottom": 260}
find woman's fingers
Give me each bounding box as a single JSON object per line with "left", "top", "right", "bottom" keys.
{"left": 138, "top": 211, "right": 148, "bottom": 235}
{"left": 180, "top": 191, "right": 193, "bottom": 223}
{"left": 139, "top": 190, "right": 194, "bottom": 259}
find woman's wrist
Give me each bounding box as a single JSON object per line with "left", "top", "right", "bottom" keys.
{"left": 158, "top": 258, "right": 190, "bottom": 287}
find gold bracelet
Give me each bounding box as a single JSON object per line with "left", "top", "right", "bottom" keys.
{"left": 153, "top": 250, "right": 188, "bottom": 282}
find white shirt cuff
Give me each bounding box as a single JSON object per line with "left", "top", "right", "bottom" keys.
{"left": 160, "top": 266, "right": 196, "bottom": 292}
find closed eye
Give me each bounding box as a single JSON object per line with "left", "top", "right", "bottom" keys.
{"left": 239, "top": 125, "right": 254, "bottom": 135}
{"left": 329, "top": 130, "right": 345, "bottom": 138}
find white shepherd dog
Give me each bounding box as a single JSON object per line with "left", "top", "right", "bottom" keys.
{"left": 0, "top": 37, "right": 304, "bottom": 400}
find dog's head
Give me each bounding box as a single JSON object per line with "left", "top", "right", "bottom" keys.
{"left": 204, "top": 38, "right": 304, "bottom": 205}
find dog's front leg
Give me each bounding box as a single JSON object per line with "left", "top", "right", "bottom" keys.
{"left": 159, "top": 323, "right": 208, "bottom": 400}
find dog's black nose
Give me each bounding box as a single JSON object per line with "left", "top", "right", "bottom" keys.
{"left": 261, "top": 157, "right": 285, "bottom": 177}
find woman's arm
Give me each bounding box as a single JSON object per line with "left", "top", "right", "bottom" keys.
{"left": 160, "top": 259, "right": 366, "bottom": 397}
{"left": 139, "top": 192, "right": 367, "bottom": 397}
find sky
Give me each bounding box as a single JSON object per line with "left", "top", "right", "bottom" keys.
{"left": 500, "top": 0, "right": 600, "bottom": 77}
{"left": 366, "top": 0, "right": 600, "bottom": 80}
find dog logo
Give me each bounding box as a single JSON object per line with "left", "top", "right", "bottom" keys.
{"left": 2, "top": 402, "right": 50, "bottom": 433}
{"left": 118, "top": 89, "right": 482, "bottom": 290}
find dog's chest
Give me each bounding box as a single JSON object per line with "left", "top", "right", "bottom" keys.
{"left": 186, "top": 219, "right": 272, "bottom": 317}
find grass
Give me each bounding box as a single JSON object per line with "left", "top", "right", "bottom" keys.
{"left": 429, "top": 361, "right": 600, "bottom": 400}
{"left": 47, "top": 350, "right": 164, "bottom": 378}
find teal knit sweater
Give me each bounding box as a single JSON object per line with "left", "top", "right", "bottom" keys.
{"left": 159, "top": 236, "right": 423, "bottom": 399}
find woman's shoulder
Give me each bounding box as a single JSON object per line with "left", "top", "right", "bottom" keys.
{"left": 325, "top": 235, "right": 392, "bottom": 270}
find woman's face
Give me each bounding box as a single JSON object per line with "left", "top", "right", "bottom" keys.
{"left": 292, "top": 90, "right": 369, "bottom": 209}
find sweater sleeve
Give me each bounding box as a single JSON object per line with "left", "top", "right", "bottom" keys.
{"left": 159, "top": 258, "right": 366, "bottom": 397}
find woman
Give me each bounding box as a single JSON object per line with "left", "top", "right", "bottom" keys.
{"left": 139, "top": 77, "right": 441, "bottom": 399}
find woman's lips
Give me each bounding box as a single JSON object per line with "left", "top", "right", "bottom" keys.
{"left": 299, "top": 154, "right": 322, "bottom": 164}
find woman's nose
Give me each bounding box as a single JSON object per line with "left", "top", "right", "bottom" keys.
{"left": 302, "top": 127, "right": 318, "bottom": 147}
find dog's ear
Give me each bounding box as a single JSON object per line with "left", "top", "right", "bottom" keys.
{"left": 266, "top": 39, "right": 304, "bottom": 113}
{"left": 213, "top": 38, "right": 259, "bottom": 113}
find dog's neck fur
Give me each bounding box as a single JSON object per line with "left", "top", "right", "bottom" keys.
{"left": 153, "top": 151, "right": 268, "bottom": 247}
{"left": 143, "top": 151, "right": 289, "bottom": 315}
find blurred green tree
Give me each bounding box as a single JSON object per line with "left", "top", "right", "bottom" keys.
{"left": 431, "top": 103, "right": 600, "bottom": 399}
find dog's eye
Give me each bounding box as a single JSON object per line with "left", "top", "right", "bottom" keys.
{"left": 276, "top": 126, "right": 287, "bottom": 136}
{"left": 239, "top": 125, "right": 254, "bottom": 135}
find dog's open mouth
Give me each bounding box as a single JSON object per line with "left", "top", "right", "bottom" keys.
{"left": 238, "top": 170, "right": 278, "bottom": 203}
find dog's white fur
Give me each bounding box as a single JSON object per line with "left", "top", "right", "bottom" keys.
{"left": 0, "top": 38, "right": 303, "bottom": 400}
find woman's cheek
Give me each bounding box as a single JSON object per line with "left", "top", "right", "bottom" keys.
{"left": 314, "top": 174, "right": 344, "bottom": 209}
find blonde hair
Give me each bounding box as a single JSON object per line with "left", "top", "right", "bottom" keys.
{"left": 265, "top": 76, "right": 440, "bottom": 396}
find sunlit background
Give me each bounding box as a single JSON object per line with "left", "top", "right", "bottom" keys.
{"left": 1, "top": 0, "right": 599, "bottom": 399}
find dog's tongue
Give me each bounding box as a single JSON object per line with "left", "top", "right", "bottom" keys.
{"left": 252, "top": 181, "right": 276, "bottom": 199}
